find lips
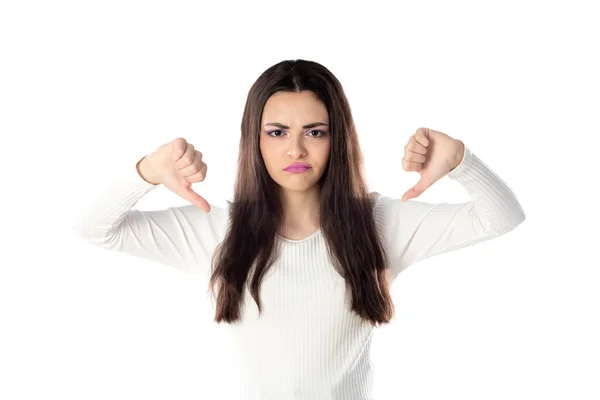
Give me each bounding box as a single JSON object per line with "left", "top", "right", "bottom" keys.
{"left": 285, "top": 166, "right": 311, "bottom": 172}
{"left": 284, "top": 163, "right": 311, "bottom": 171}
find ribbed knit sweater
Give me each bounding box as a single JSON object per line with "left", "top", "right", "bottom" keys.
{"left": 72, "top": 144, "right": 525, "bottom": 399}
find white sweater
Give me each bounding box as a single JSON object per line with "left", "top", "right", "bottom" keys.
{"left": 72, "top": 144, "right": 525, "bottom": 399}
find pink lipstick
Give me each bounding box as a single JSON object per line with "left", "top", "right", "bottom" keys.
{"left": 284, "top": 162, "right": 311, "bottom": 173}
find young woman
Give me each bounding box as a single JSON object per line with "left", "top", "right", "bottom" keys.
{"left": 73, "top": 59, "right": 525, "bottom": 399}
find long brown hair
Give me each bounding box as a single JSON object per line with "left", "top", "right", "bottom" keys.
{"left": 208, "top": 59, "right": 394, "bottom": 326}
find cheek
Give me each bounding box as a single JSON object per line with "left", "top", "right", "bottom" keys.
{"left": 318, "top": 142, "right": 331, "bottom": 162}
{"left": 259, "top": 137, "right": 268, "bottom": 157}
{"left": 259, "top": 142, "right": 276, "bottom": 167}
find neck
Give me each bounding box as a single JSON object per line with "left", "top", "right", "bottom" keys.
{"left": 279, "top": 185, "right": 321, "bottom": 229}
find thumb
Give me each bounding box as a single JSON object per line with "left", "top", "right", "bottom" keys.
{"left": 178, "top": 185, "right": 211, "bottom": 213}
{"left": 402, "top": 176, "right": 432, "bottom": 202}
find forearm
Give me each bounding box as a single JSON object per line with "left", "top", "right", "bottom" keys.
{"left": 447, "top": 145, "right": 526, "bottom": 234}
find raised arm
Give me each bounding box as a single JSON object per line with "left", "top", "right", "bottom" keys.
{"left": 72, "top": 138, "right": 229, "bottom": 278}
{"left": 372, "top": 129, "right": 525, "bottom": 279}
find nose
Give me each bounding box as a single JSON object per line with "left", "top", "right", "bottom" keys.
{"left": 287, "top": 133, "right": 307, "bottom": 158}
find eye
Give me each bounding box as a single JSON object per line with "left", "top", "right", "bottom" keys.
{"left": 308, "top": 130, "right": 326, "bottom": 138}
{"left": 266, "top": 130, "right": 285, "bottom": 137}
{"left": 266, "top": 129, "right": 327, "bottom": 138}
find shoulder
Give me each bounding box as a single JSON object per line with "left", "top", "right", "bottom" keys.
{"left": 369, "top": 192, "right": 384, "bottom": 207}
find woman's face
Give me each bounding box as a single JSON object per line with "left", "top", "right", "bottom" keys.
{"left": 259, "top": 90, "right": 331, "bottom": 193}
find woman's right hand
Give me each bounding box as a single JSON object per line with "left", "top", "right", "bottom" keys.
{"left": 137, "top": 137, "right": 211, "bottom": 212}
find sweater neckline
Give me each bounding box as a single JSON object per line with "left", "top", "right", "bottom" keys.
{"left": 276, "top": 229, "right": 322, "bottom": 243}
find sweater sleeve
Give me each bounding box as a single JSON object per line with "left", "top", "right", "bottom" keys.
{"left": 372, "top": 144, "right": 526, "bottom": 279}
{"left": 71, "top": 158, "right": 230, "bottom": 278}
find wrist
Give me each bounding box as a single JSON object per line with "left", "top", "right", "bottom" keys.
{"left": 450, "top": 140, "right": 465, "bottom": 171}
{"left": 136, "top": 156, "right": 161, "bottom": 185}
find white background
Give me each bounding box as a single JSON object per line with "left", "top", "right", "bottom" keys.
{"left": 1, "top": 0, "right": 598, "bottom": 399}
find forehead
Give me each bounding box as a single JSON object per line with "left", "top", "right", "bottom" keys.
{"left": 262, "top": 91, "right": 328, "bottom": 123}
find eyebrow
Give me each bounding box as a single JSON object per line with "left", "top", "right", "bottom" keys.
{"left": 264, "top": 122, "right": 328, "bottom": 129}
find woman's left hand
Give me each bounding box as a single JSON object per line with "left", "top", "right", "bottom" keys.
{"left": 401, "top": 127, "right": 465, "bottom": 202}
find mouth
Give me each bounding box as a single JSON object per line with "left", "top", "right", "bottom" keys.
{"left": 284, "top": 166, "right": 311, "bottom": 173}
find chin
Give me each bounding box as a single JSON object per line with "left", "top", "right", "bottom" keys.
{"left": 274, "top": 176, "right": 321, "bottom": 192}
{"left": 278, "top": 182, "right": 318, "bottom": 192}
